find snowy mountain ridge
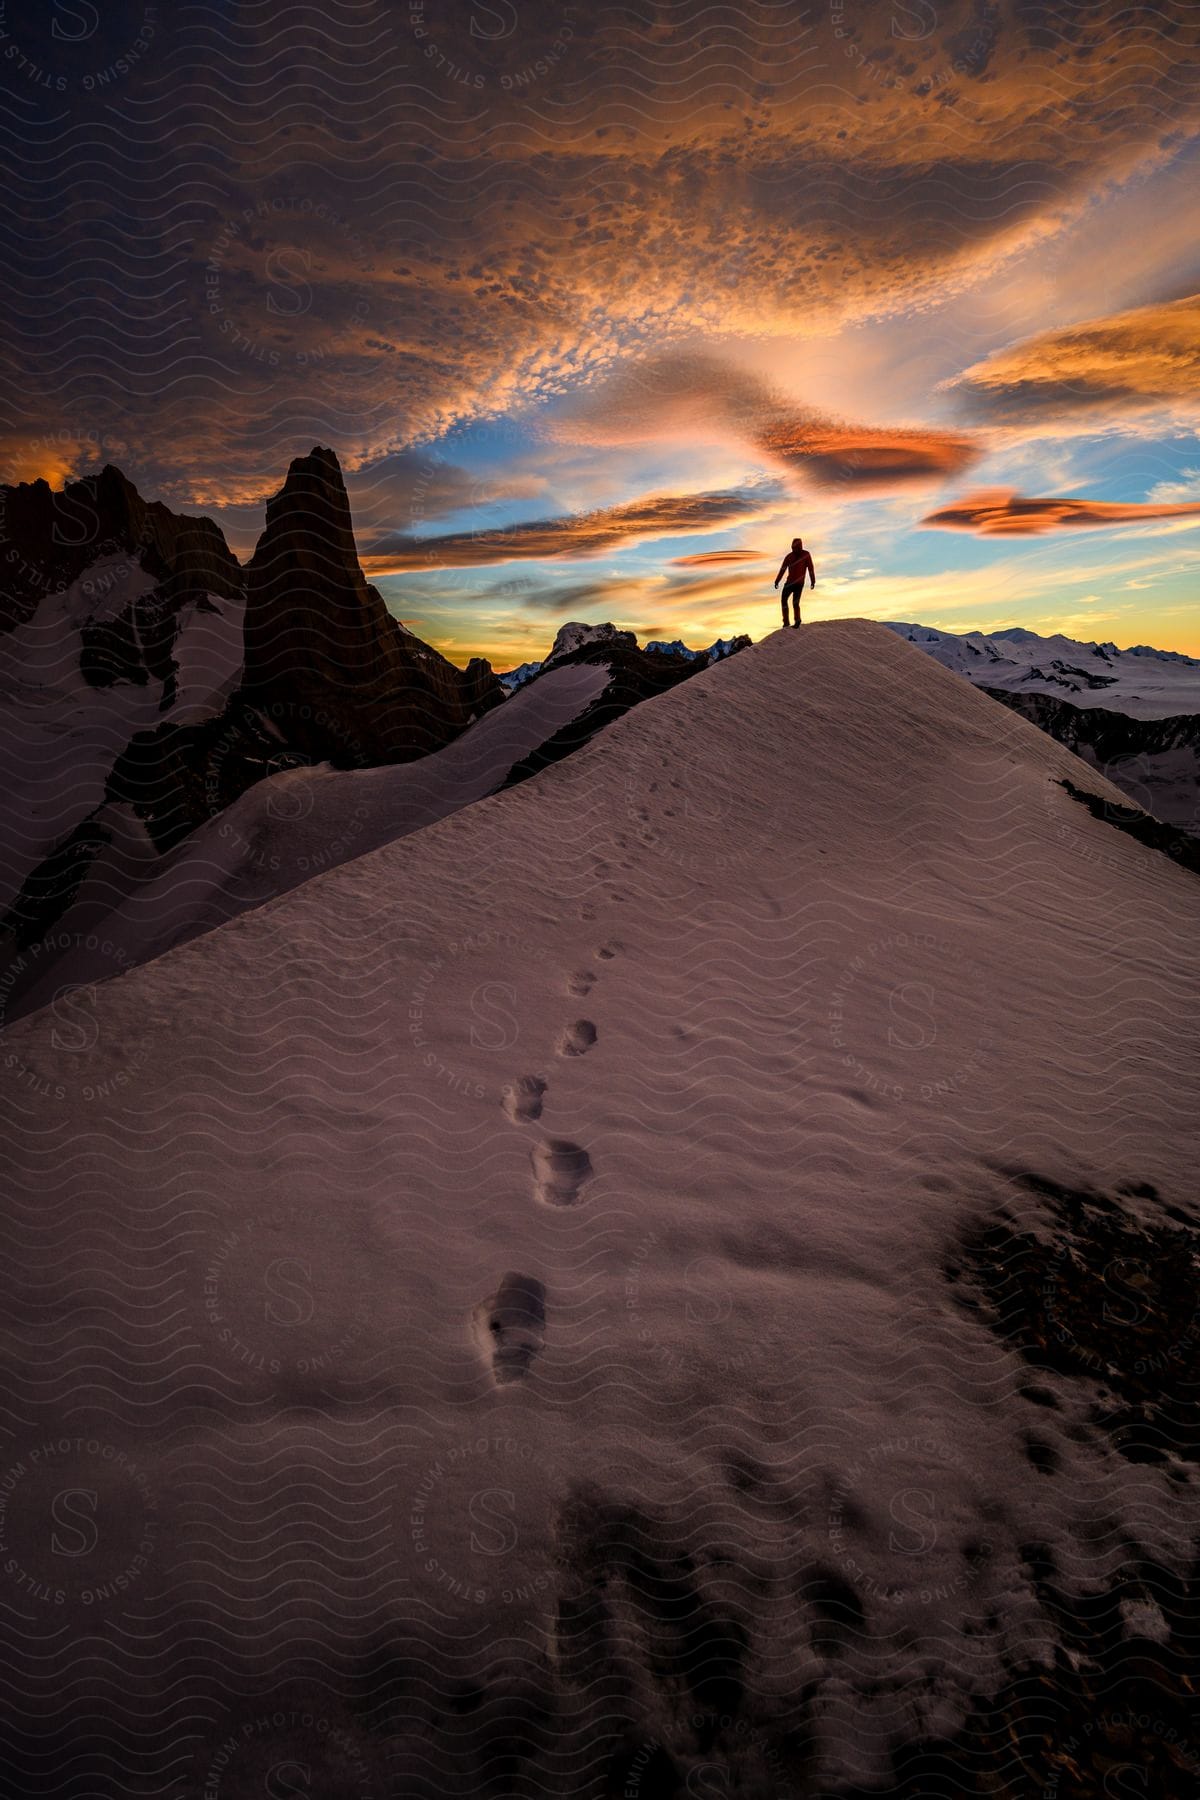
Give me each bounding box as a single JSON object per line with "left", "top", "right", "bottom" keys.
{"left": 887, "top": 620, "right": 1200, "bottom": 716}
{"left": 499, "top": 622, "right": 751, "bottom": 691}
{"left": 887, "top": 620, "right": 1200, "bottom": 837}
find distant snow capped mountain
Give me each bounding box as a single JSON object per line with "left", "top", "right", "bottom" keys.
{"left": 500, "top": 625, "right": 750, "bottom": 691}
{"left": 1125, "top": 643, "right": 1198, "bottom": 662}
{"left": 887, "top": 621, "right": 1200, "bottom": 717}
{"left": 499, "top": 621, "right": 638, "bottom": 691}
{"left": 644, "top": 634, "right": 751, "bottom": 662}
{"left": 548, "top": 619, "right": 638, "bottom": 661}
{"left": 890, "top": 621, "right": 1200, "bottom": 836}
{"left": 498, "top": 659, "right": 544, "bottom": 694}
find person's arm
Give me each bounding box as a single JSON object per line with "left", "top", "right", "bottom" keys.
{"left": 806, "top": 552, "right": 816, "bottom": 588}
{"left": 775, "top": 554, "right": 790, "bottom": 588}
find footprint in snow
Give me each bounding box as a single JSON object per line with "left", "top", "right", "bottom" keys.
{"left": 567, "top": 970, "right": 595, "bottom": 997}
{"left": 474, "top": 1271, "right": 546, "bottom": 1384}
{"left": 557, "top": 1020, "right": 597, "bottom": 1058}
{"left": 503, "top": 1075, "right": 547, "bottom": 1122}
{"left": 532, "top": 1139, "right": 593, "bottom": 1207}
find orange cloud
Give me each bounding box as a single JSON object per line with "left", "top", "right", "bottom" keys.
{"left": 949, "top": 293, "right": 1200, "bottom": 424}
{"left": 0, "top": 434, "right": 109, "bottom": 489}
{"left": 365, "top": 485, "right": 783, "bottom": 572}
{"left": 555, "top": 351, "right": 982, "bottom": 494}
{"left": 922, "top": 488, "right": 1200, "bottom": 536}
{"left": 759, "top": 422, "right": 979, "bottom": 489}
{"left": 12, "top": 2, "right": 1200, "bottom": 504}
{"left": 670, "top": 549, "right": 769, "bottom": 566}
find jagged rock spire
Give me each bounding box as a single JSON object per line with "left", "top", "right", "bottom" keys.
{"left": 243, "top": 445, "right": 503, "bottom": 763}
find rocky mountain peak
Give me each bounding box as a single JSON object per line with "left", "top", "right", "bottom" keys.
{"left": 251, "top": 445, "right": 366, "bottom": 593}
{"left": 242, "top": 445, "right": 503, "bottom": 763}
{"left": 547, "top": 620, "right": 638, "bottom": 663}
{"left": 0, "top": 463, "right": 241, "bottom": 633}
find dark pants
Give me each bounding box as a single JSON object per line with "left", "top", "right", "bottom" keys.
{"left": 781, "top": 582, "right": 804, "bottom": 625}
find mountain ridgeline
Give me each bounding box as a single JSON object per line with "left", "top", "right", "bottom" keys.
{"left": 0, "top": 447, "right": 507, "bottom": 1008}
{"left": 2, "top": 446, "right": 504, "bottom": 761}
{"left": 0, "top": 449, "right": 751, "bottom": 1017}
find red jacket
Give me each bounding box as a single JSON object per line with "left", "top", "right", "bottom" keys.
{"left": 777, "top": 549, "right": 813, "bottom": 586}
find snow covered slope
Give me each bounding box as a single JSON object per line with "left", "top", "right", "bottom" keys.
{"left": 0, "top": 554, "right": 245, "bottom": 922}
{"left": 890, "top": 622, "right": 1200, "bottom": 837}
{"left": 1, "top": 621, "right": 1197, "bottom": 1795}
{"left": 888, "top": 621, "right": 1200, "bottom": 718}
{"left": 6, "top": 659, "right": 610, "bottom": 1017}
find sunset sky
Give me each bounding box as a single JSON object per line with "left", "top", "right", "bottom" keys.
{"left": 4, "top": 0, "right": 1200, "bottom": 664}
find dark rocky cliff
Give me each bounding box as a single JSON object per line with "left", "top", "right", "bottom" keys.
{"left": 0, "top": 463, "right": 242, "bottom": 636}
{"left": 243, "top": 446, "right": 504, "bottom": 763}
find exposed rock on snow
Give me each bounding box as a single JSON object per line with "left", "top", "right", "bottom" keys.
{"left": 498, "top": 620, "right": 635, "bottom": 691}
{"left": 0, "top": 474, "right": 248, "bottom": 955}
{"left": 985, "top": 688, "right": 1200, "bottom": 837}
{"left": 500, "top": 637, "right": 710, "bottom": 788}
{"left": 1057, "top": 777, "right": 1200, "bottom": 873}
{"left": 0, "top": 462, "right": 241, "bottom": 638}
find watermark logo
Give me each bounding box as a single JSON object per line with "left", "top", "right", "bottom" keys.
{"left": 212, "top": 769, "right": 373, "bottom": 887}
{"left": 406, "top": 927, "right": 548, "bottom": 1104}
{"left": 1096, "top": 747, "right": 1199, "bottom": 839}
{"left": 1040, "top": 1238, "right": 1200, "bottom": 1386}
{"left": 203, "top": 699, "right": 373, "bottom": 839}
{"left": 0, "top": 3, "right": 158, "bottom": 94}
{"left": 1040, "top": 1709, "right": 1200, "bottom": 1797}
{"left": 827, "top": 929, "right": 992, "bottom": 1105}
{"left": 0, "top": 1437, "right": 158, "bottom": 1613}
{"left": 623, "top": 740, "right": 772, "bottom": 879}
{"left": 622, "top": 1232, "right": 750, "bottom": 1379}
{"left": 408, "top": 1435, "right": 552, "bottom": 1609}
{"left": 1, "top": 459, "right": 160, "bottom": 605}
{"left": 624, "top": 1714, "right": 800, "bottom": 1797}
{"left": 201, "top": 1708, "right": 376, "bottom": 1800}
{"left": 199, "top": 1205, "right": 374, "bottom": 1386}
{"left": 828, "top": 0, "right": 1002, "bottom": 99}
{"left": 827, "top": 1434, "right": 990, "bottom": 1608}
{"left": 1, "top": 934, "right": 157, "bottom": 1108}
{"left": 408, "top": 2, "right": 578, "bottom": 94}
{"left": 1041, "top": 777, "right": 1124, "bottom": 874}
{"left": 203, "top": 196, "right": 371, "bottom": 372}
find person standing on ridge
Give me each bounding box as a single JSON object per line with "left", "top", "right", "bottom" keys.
{"left": 775, "top": 537, "right": 816, "bottom": 627}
